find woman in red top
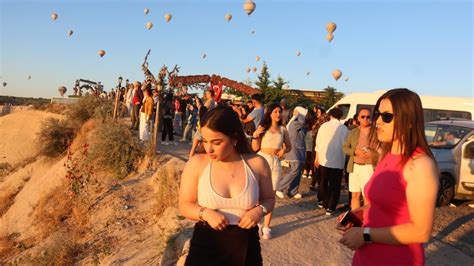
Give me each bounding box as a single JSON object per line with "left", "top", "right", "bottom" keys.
{"left": 338, "top": 88, "right": 438, "bottom": 266}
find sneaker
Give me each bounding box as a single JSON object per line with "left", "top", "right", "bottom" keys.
{"left": 261, "top": 227, "right": 272, "bottom": 240}
{"left": 164, "top": 141, "right": 169, "bottom": 146}
{"left": 292, "top": 193, "right": 302, "bottom": 199}
{"left": 325, "top": 209, "right": 334, "bottom": 216}
{"left": 307, "top": 175, "right": 313, "bottom": 179}
{"left": 275, "top": 191, "right": 285, "bottom": 199}
{"left": 317, "top": 203, "right": 324, "bottom": 209}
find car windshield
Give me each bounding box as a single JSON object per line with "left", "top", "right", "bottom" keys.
{"left": 425, "top": 124, "right": 470, "bottom": 149}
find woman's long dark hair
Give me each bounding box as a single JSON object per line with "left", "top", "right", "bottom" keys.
{"left": 369, "top": 88, "right": 434, "bottom": 164}
{"left": 201, "top": 106, "right": 253, "bottom": 154}
{"left": 260, "top": 103, "right": 282, "bottom": 130}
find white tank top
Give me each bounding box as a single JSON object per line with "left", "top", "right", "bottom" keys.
{"left": 197, "top": 155, "right": 260, "bottom": 225}
{"left": 260, "top": 126, "right": 284, "bottom": 150}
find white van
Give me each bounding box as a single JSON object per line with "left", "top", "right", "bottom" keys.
{"left": 331, "top": 90, "right": 474, "bottom": 122}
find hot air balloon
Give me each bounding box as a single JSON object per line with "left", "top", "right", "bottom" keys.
{"left": 243, "top": 0, "right": 256, "bottom": 16}
{"left": 246, "top": 67, "right": 251, "bottom": 73}
{"left": 164, "top": 13, "right": 172, "bottom": 23}
{"left": 144, "top": 8, "right": 150, "bottom": 15}
{"left": 98, "top": 50, "right": 106, "bottom": 58}
{"left": 326, "top": 33, "right": 334, "bottom": 42}
{"left": 58, "top": 86, "right": 67, "bottom": 97}
{"left": 68, "top": 30, "right": 74, "bottom": 37}
{"left": 326, "top": 22, "right": 337, "bottom": 34}
{"left": 251, "top": 29, "right": 255, "bottom": 34}
{"left": 252, "top": 67, "right": 257, "bottom": 72}
{"left": 146, "top": 22, "right": 153, "bottom": 30}
{"left": 28, "top": 75, "right": 31, "bottom": 80}
{"left": 202, "top": 53, "right": 207, "bottom": 59}
{"left": 255, "top": 56, "right": 260, "bottom": 62}
{"left": 2, "top": 82, "right": 7, "bottom": 87}
{"left": 225, "top": 14, "right": 232, "bottom": 22}
{"left": 306, "top": 71, "right": 311, "bottom": 76}
{"left": 296, "top": 51, "right": 301, "bottom": 56}
{"left": 344, "top": 77, "right": 349, "bottom": 82}
{"left": 51, "top": 12, "right": 58, "bottom": 21}
{"left": 332, "top": 69, "right": 342, "bottom": 81}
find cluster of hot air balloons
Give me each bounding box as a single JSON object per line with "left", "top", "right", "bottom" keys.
{"left": 326, "top": 22, "right": 336, "bottom": 42}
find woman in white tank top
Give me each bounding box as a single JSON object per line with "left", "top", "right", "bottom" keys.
{"left": 179, "top": 106, "right": 275, "bottom": 266}
{"left": 251, "top": 103, "right": 292, "bottom": 240}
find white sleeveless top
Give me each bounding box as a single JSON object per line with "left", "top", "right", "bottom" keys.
{"left": 197, "top": 156, "right": 260, "bottom": 225}
{"left": 260, "top": 126, "right": 284, "bottom": 150}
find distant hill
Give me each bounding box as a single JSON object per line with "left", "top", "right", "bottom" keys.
{"left": 0, "top": 96, "right": 49, "bottom": 106}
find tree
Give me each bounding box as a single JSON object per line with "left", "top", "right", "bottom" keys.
{"left": 259, "top": 75, "right": 288, "bottom": 104}
{"left": 255, "top": 62, "right": 272, "bottom": 103}
{"left": 320, "top": 86, "right": 344, "bottom": 109}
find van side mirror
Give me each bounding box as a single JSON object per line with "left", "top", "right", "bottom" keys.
{"left": 464, "top": 141, "right": 474, "bottom": 159}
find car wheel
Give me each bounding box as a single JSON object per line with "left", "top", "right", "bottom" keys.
{"left": 437, "top": 173, "right": 455, "bottom": 207}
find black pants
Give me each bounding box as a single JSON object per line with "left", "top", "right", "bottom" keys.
{"left": 312, "top": 166, "right": 321, "bottom": 187}
{"left": 303, "top": 151, "right": 314, "bottom": 176}
{"left": 186, "top": 222, "right": 262, "bottom": 266}
{"left": 318, "top": 166, "right": 343, "bottom": 211}
{"left": 161, "top": 118, "right": 174, "bottom": 141}
{"left": 131, "top": 104, "right": 141, "bottom": 130}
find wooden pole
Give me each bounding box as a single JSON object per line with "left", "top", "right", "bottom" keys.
{"left": 153, "top": 87, "right": 161, "bottom": 150}
{"left": 113, "top": 88, "right": 120, "bottom": 121}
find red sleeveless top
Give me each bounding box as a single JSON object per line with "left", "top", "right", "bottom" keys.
{"left": 353, "top": 148, "right": 425, "bottom": 266}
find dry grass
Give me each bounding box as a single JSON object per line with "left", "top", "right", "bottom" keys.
{"left": 87, "top": 122, "right": 143, "bottom": 179}
{"left": 150, "top": 159, "right": 181, "bottom": 216}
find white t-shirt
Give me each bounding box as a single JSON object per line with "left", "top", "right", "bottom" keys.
{"left": 315, "top": 119, "right": 349, "bottom": 169}
{"left": 248, "top": 106, "right": 264, "bottom": 128}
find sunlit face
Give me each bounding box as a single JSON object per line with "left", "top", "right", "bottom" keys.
{"left": 201, "top": 126, "right": 236, "bottom": 161}
{"left": 316, "top": 109, "right": 322, "bottom": 117}
{"left": 205, "top": 91, "right": 212, "bottom": 100}
{"left": 357, "top": 109, "right": 371, "bottom": 127}
{"left": 375, "top": 99, "right": 395, "bottom": 143}
{"left": 271, "top": 107, "right": 282, "bottom": 122}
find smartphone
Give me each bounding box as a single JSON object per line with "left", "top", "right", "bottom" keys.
{"left": 338, "top": 210, "right": 363, "bottom": 227}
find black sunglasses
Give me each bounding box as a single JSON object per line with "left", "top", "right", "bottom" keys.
{"left": 359, "top": 115, "right": 370, "bottom": 119}
{"left": 373, "top": 110, "right": 394, "bottom": 123}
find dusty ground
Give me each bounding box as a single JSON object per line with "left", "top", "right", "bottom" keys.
{"left": 1, "top": 110, "right": 473, "bottom": 265}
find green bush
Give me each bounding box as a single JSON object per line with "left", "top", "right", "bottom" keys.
{"left": 37, "top": 118, "right": 75, "bottom": 157}
{"left": 87, "top": 122, "right": 143, "bottom": 179}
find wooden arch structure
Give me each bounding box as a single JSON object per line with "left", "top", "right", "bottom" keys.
{"left": 169, "top": 74, "right": 260, "bottom": 96}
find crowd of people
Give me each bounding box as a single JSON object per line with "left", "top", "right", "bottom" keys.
{"left": 178, "top": 88, "right": 438, "bottom": 266}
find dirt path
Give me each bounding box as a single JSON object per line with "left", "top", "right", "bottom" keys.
{"left": 157, "top": 136, "right": 474, "bottom": 265}
{"left": 259, "top": 181, "right": 474, "bottom": 265}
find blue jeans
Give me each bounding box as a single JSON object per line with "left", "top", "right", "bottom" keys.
{"left": 277, "top": 161, "right": 303, "bottom": 197}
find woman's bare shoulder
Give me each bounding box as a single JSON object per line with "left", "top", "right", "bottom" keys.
{"left": 184, "top": 154, "right": 209, "bottom": 173}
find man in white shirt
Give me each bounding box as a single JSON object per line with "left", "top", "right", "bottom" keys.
{"left": 314, "top": 107, "right": 348, "bottom": 215}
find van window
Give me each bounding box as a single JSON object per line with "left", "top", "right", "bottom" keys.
{"left": 337, "top": 104, "right": 350, "bottom": 120}
{"left": 356, "top": 105, "right": 375, "bottom": 116}
{"left": 423, "top": 109, "right": 471, "bottom": 122}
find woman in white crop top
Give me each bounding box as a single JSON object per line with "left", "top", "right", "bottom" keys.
{"left": 251, "top": 103, "right": 292, "bottom": 240}
{"left": 179, "top": 106, "right": 275, "bottom": 266}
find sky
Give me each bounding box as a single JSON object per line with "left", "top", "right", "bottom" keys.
{"left": 0, "top": 0, "right": 473, "bottom": 99}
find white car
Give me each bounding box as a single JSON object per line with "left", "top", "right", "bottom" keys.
{"left": 425, "top": 120, "right": 474, "bottom": 206}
